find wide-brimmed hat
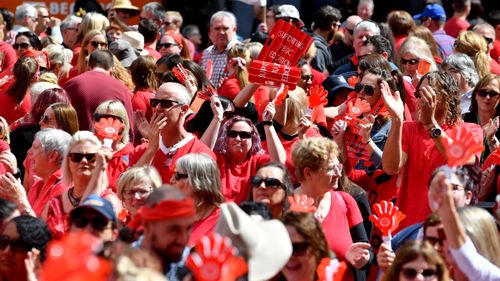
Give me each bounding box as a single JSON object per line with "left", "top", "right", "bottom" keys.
{"left": 109, "top": 39, "right": 138, "bottom": 68}
{"left": 111, "top": 0, "right": 140, "bottom": 16}
{"left": 215, "top": 202, "right": 292, "bottom": 281}
{"left": 122, "top": 31, "right": 148, "bottom": 56}
{"left": 322, "top": 75, "right": 354, "bottom": 104}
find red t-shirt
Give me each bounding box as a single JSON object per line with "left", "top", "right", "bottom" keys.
{"left": 107, "top": 144, "right": 134, "bottom": 192}
{"left": 129, "top": 136, "right": 215, "bottom": 183}
{"left": 322, "top": 190, "right": 363, "bottom": 261}
{"left": 27, "top": 169, "right": 67, "bottom": 216}
{"left": 217, "top": 152, "right": 270, "bottom": 204}
{"left": 398, "top": 121, "right": 482, "bottom": 228}
{"left": 0, "top": 42, "right": 16, "bottom": 72}
{"left": 0, "top": 89, "right": 31, "bottom": 125}
{"left": 490, "top": 59, "right": 500, "bottom": 75}
{"left": 189, "top": 207, "right": 221, "bottom": 247}
{"left": 311, "top": 66, "right": 327, "bottom": 86}
{"left": 132, "top": 90, "right": 155, "bottom": 121}
{"left": 144, "top": 47, "right": 161, "bottom": 60}
{"left": 491, "top": 40, "right": 500, "bottom": 64}
{"left": 444, "top": 18, "right": 470, "bottom": 38}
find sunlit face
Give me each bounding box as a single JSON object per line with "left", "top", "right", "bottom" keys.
{"left": 39, "top": 106, "right": 59, "bottom": 129}
{"left": 153, "top": 86, "right": 184, "bottom": 131}
{"left": 170, "top": 167, "right": 191, "bottom": 199}
{"left": 298, "top": 64, "right": 313, "bottom": 93}
{"left": 281, "top": 225, "right": 316, "bottom": 281}
{"left": 266, "top": 10, "right": 276, "bottom": 31}
{"left": 107, "top": 28, "right": 123, "bottom": 42}
{"left": 36, "top": 7, "right": 50, "bottom": 30}
{"left": 209, "top": 16, "right": 236, "bottom": 51}
{"left": 70, "top": 209, "right": 115, "bottom": 242}
{"left": 353, "top": 29, "right": 376, "bottom": 56}
{"left": 28, "top": 139, "right": 50, "bottom": 177}
{"left": 401, "top": 52, "right": 420, "bottom": 77}
{"left": 475, "top": 78, "right": 500, "bottom": 113}
{"left": 309, "top": 155, "right": 342, "bottom": 190}
{"left": 159, "top": 35, "right": 181, "bottom": 57}
{"left": 122, "top": 179, "right": 154, "bottom": 217}
{"left": 424, "top": 224, "right": 445, "bottom": 258}
{"left": 252, "top": 166, "right": 286, "bottom": 208}
{"left": 86, "top": 34, "right": 107, "bottom": 54}
{"left": 357, "top": 3, "right": 373, "bottom": 21}
{"left": 399, "top": 256, "right": 438, "bottom": 281}
{"left": 357, "top": 72, "right": 381, "bottom": 108}
{"left": 68, "top": 140, "right": 98, "bottom": 180}
{"left": 227, "top": 121, "right": 253, "bottom": 157}
{"left": 14, "top": 35, "right": 32, "bottom": 58}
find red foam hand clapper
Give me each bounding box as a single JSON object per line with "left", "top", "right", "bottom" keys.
{"left": 206, "top": 59, "right": 213, "bottom": 80}
{"left": 94, "top": 118, "right": 124, "bottom": 148}
{"left": 369, "top": 200, "right": 406, "bottom": 236}
{"left": 347, "top": 98, "right": 371, "bottom": 118}
{"left": 173, "top": 63, "right": 189, "bottom": 84}
{"left": 308, "top": 85, "right": 328, "bottom": 108}
{"left": 186, "top": 233, "right": 248, "bottom": 281}
{"left": 248, "top": 60, "right": 301, "bottom": 89}
{"left": 273, "top": 84, "right": 289, "bottom": 106}
{"left": 316, "top": 257, "right": 348, "bottom": 281}
{"left": 288, "top": 194, "right": 317, "bottom": 213}
{"left": 347, "top": 76, "right": 359, "bottom": 87}
{"left": 442, "top": 126, "right": 483, "bottom": 167}
{"left": 482, "top": 147, "right": 500, "bottom": 171}
{"left": 198, "top": 85, "right": 217, "bottom": 101}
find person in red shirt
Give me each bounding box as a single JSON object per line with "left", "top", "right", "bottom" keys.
{"left": 381, "top": 71, "right": 482, "bottom": 229}
{"left": 138, "top": 19, "right": 161, "bottom": 60}
{"left": 129, "top": 82, "right": 215, "bottom": 183}
{"left": 444, "top": 0, "right": 471, "bottom": 38}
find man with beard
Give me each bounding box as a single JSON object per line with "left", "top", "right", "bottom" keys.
{"left": 310, "top": 5, "right": 341, "bottom": 74}
{"left": 139, "top": 186, "right": 195, "bottom": 281}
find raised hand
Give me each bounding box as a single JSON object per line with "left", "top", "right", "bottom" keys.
{"left": 147, "top": 112, "right": 167, "bottom": 150}
{"left": 380, "top": 81, "right": 404, "bottom": 120}
{"left": 0, "top": 173, "right": 28, "bottom": 207}
{"left": 357, "top": 115, "right": 375, "bottom": 143}
{"left": 482, "top": 117, "right": 499, "bottom": 141}
{"left": 273, "top": 84, "right": 289, "bottom": 106}
{"left": 331, "top": 119, "right": 348, "bottom": 144}
{"left": 417, "top": 85, "right": 437, "bottom": 126}
{"left": 376, "top": 243, "right": 395, "bottom": 272}
{"left": 262, "top": 101, "right": 276, "bottom": 122}
{"left": 288, "top": 194, "right": 317, "bottom": 213}
{"left": 210, "top": 95, "right": 224, "bottom": 121}
{"left": 298, "top": 116, "right": 313, "bottom": 139}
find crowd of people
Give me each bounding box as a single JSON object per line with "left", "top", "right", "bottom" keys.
{"left": 0, "top": 0, "right": 499, "bottom": 280}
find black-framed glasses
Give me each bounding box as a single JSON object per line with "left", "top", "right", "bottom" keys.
{"left": 227, "top": 130, "right": 252, "bottom": 139}
{"left": 250, "top": 176, "right": 284, "bottom": 189}
{"left": 90, "top": 41, "right": 108, "bottom": 48}
{"left": 158, "top": 42, "right": 178, "bottom": 49}
{"left": 150, "top": 98, "right": 180, "bottom": 109}
{"left": 401, "top": 267, "right": 437, "bottom": 280}
{"left": 354, "top": 82, "right": 375, "bottom": 96}
{"left": 123, "top": 187, "right": 152, "bottom": 199}
{"left": 401, "top": 58, "right": 420, "bottom": 65}
{"left": 301, "top": 74, "right": 313, "bottom": 81}
{"left": 69, "top": 153, "right": 96, "bottom": 163}
{"left": 72, "top": 216, "right": 109, "bottom": 231}
{"left": 174, "top": 172, "right": 188, "bottom": 181}
{"left": 424, "top": 228, "right": 446, "bottom": 247}
{"left": 291, "top": 241, "right": 310, "bottom": 256}
{"left": 13, "top": 42, "right": 31, "bottom": 50}
{"left": 477, "top": 89, "right": 500, "bottom": 98}
{"left": 0, "top": 235, "right": 31, "bottom": 252}
{"left": 94, "top": 113, "right": 123, "bottom": 122}
{"left": 483, "top": 36, "right": 494, "bottom": 45}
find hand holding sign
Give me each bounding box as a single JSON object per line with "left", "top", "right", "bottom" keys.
{"left": 442, "top": 126, "right": 483, "bottom": 167}
{"left": 273, "top": 84, "right": 289, "bottom": 106}
{"left": 288, "top": 194, "right": 317, "bottom": 213}
{"left": 369, "top": 200, "right": 405, "bottom": 249}
{"left": 316, "top": 257, "right": 348, "bottom": 281}
{"left": 94, "top": 118, "right": 125, "bottom": 148}
{"left": 186, "top": 233, "right": 248, "bottom": 281}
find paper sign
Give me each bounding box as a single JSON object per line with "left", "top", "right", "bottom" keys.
{"left": 443, "top": 126, "right": 483, "bottom": 167}
{"left": 248, "top": 60, "right": 301, "bottom": 89}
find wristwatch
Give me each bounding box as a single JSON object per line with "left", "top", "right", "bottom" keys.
{"left": 262, "top": 120, "right": 273, "bottom": 126}
{"left": 429, "top": 127, "right": 442, "bottom": 139}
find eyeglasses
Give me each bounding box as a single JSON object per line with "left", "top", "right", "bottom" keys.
{"left": 354, "top": 83, "right": 376, "bottom": 96}
{"left": 0, "top": 235, "right": 31, "bottom": 252}
{"left": 483, "top": 36, "right": 494, "bottom": 45}
{"left": 318, "top": 163, "right": 343, "bottom": 174}
{"left": 477, "top": 89, "right": 500, "bottom": 98}
{"left": 159, "top": 42, "right": 178, "bottom": 49}
{"left": 174, "top": 172, "right": 188, "bottom": 181}
{"left": 301, "top": 74, "right": 313, "bottom": 81}
{"left": 41, "top": 114, "right": 51, "bottom": 124}
{"left": 291, "top": 241, "right": 310, "bottom": 256}
{"left": 94, "top": 113, "right": 123, "bottom": 122}
{"left": 90, "top": 41, "right": 108, "bottom": 48}
{"left": 72, "top": 216, "right": 110, "bottom": 231}
{"left": 69, "top": 153, "right": 96, "bottom": 163}
{"left": 250, "top": 176, "right": 284, "bottom": 189}
{"left": 123, "top": 187, "right": 152, "bottom": 199}
{"left": 401, "top": 58, "right": 420, "bottom": 65}
{"left": 13, "top": 42, "right": 31, "bottom": 50}
{"left": 227, "top": 130, "right": 252, "bottom": 139}
{"left": 401, "top": 267, "right": 437, "bottom": 280}
{"left": 150, "top": 98, "right": 180, "bottom": 109}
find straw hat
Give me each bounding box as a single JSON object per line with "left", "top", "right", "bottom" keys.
{"left": 122, "top": 31, "right": 148, "bottom": 56}
{"left": 110, "top": 0, "right": 140, "bottom": 16}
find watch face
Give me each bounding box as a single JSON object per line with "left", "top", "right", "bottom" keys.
{"left": 431, "top": 128, "right": 442, "bottom": 138}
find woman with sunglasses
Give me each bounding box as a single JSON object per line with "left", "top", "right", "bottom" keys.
{"left": 43, "top": 131, "right": 120, "bottom": 239}
{"left": 462, "top": 74, "right": 500, "bottom": 163}
{"left": 381, "top": 240, "right": 449, "bottom": 281}
{"left": 280, "top": 211, "right": 331, "bottom": 281}
{"left": 13, "top": 31, "right": 42, "bottom": 59}
{"left": 251, "top": 162, "right": 292, "bottom": 219}
{"left": 0, "top": 215, "right": 51, "bottom": 281}
{"left": 292, "top": 137, "right": 373, "bottom": 281}
{"left": 75, "top": 29, "right": 108, "bottom": 76}
{"left": 397, "top": 36, "right": 438, "bottom": 87}
{"left": 171, "top": 153, "right": 224, "bottom": 246}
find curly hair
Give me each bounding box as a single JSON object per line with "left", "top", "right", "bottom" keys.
{"left": 292, "top": 137, "right": 339, "bottom": 182}
{"left": 214, "top": 116, "right": 263, "bottom": 157}
{"left": 12, "top": 215, "right": 52, "bottom": 262}
{"left": 416, "top": 71, "right": 461, "bottom": 126}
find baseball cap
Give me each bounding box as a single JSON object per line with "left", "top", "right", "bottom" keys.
{"left": 413, "top": 4, "right": 447, "bottom": 22}
{"left": 275, "top": 5, "right": 305, "bottom": 28}
{"left": 109, "top": 39, "right": 138, "bottom": 68}
{"left": 70, "top": 195, "right": 117, "bottom": 225}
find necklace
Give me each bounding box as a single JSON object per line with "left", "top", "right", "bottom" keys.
{"left": 68, "top": 187, "right": 82, "bottom": 207}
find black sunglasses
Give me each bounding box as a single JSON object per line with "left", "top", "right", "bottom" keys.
{"left": 345, "top": 28, "right": 354, "bottom": 35}
{"left": 94, "top": 113, "right": 123, "bottom": 122}
{"left": 227, "top": 130, "right": 252, "bottom": 139}
{"left": 150, "top": 98, "right": 180, "bottom": 109}
{"left": 69, "top": 153, "right": 96, "bottom": 163}
{"left": 354, "top": 82, "right": 375, "bottom": 96}
{"left": 13, "top": 42, "right": 31, "bottom": 50}
{"left": 0, "top": 235, "right": 31, "bottom": 252}
{"left": 301, "top": 74, "right": 313, "bottom": 81}
{"left": 401, "top": 58, "right": 420, "bottom": 65}
{"left": 72, "top": 216, "right": 109, "bottom": 231}
{"left": 291, "top": 241, "right": 310, "bottom": 256}
{"left": 174, "top": 172, "right": 188, "bottom": 181}
{"left": 159, "top": 42, "right": 178, "bottom": 49}
{"left": 41, "top": 114, "right": 50, "bottom": 124}
{"left": 477, "top": 89, "right": 500, "bottom": 98}
{"left": 401, "top": 268, "right": 437, "bottom": 279}
{"left": 250, "top": 176, "right": 284, "bottom": 188}
{"left": 483, "top": 36, "right": 494, "bottom": 45}
{"left": 90, "top": 41, "right": 108, "bottom": 48}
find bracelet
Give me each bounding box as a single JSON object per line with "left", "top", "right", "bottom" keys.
{"left": 262, "top": 120, "right": 273, "bottom": 126}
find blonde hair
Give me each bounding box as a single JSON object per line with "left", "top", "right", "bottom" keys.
{"left": 44, "top": 44, "right": 72, "bottom": 82}
{"left": 283, "top": 87, "right": 307, "bottom": 132}
{"left": 292, "top": 137, "right": 339, "bottom": 182}
{"left": 116, "top": 166, "right": 162, "bottom": 201}
{"left": 77, "top": 29, "right": 105, "bottom": 74}
{"left": 94, "top": 100, "right": 130, "bottom": 144}
{"left": 61, "top": 131, "right": 102, "bottom": 186}
{"left": 458, "top": 207, "right": 500, "bottom": 267}
{"left": 165, "top": 11, "right": 183, "bottom": 27}
{"left": 244, "top": 42, "right": 263, "bottom": 60}
{"left": 410, "top": 26, "right": 442, "bottom": 60}
{"left": 111, "top": 55, "right": 134, "bottom": 91}
{"left": 454, "top": 31, "right": 491, "bottom": 79}
{"left": 75, "top": 12, "right": 109, "bottom": 46}
{"left": 0, "top": 117, "right": 10, "bottom": 144}
{"left": 397, "top": 36, "right": 438, "bottom": 72}
{"left": 228, "top": 44, "right": 250, "bottom": 89}
{"left": 37, "top": 72, "right": 58, "bottom": 84}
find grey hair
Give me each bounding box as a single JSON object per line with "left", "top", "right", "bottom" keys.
{"left": 210, "top": 11, "right": 237, "bottom": 28}
{"left": 15, "top": 3, "right": 37, "bottom": 20}
{"left": 35, "top": 128, "right": 73, "bottom": 165}
{"left": 158, "top": 82, "right": 191, "bottom": 105}
{"left": 354, "top": 20, "right": 380, "bottom": 36}
{"left": 358, "top": 0, "right": 374, "bottom": 8}
{"left": 442, "top": 53, "right": 479, "bottom": 88}
{"left": 61, "top": 131, "right": 102, "bottom": 186}
{"left": 116, "top": 166, "right": 162, "bottom": 200}
{"left": 60, "top": 15, "right": 81, "bottom": 31}
{"left": 472, "top": 23, "right": 496, "bottom": 38}
{"left": 44, "top": 44, "right": 72, "bottom": 80}
{"left": 142, "top": 2, "right": 165, "bottom": 23}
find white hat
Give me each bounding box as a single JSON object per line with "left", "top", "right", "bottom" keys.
{"left": 121, "top": 31, "right": 149, "bottom": 56}
{"left": 276, "top": 5, "right": 304, "bottom": 28}
{"left": 215, "top": 202, "right": 292, "bottom": 281}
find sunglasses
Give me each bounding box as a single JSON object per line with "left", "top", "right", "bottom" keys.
{"left": 291, "top": 241, "right": 310, "bottom": 256}
{"left": 174, "top": 172, "right": 188, "bottom": 181}
{"left": 69, "top": 153, "right": 96, "bottom": 163}
{"left": 0, "top": 235, "right": 30, "bottom": 252}
{"left": 94, "top": 113, "right": 123, "bottom": 122}
{"left": 401, "top": 58, "right": 420, "bottom": 65}
{"left": 477, "top": 89, "right": 500, "bottom": 98}
{"left": 159, "top": 43, "right": 178, "bottom": 49}
{"left": 72, "top": 216, "right": 109, "bottom": 231}
{"left": 483, "top": 36, "right": 494, "bottom": 45}
{"left": 345, "top": 28, "right": 354, "bottom": 35}
{"left": 250, "top": 176, "right": 284, "bottom": 188}
{"left": 13, "top": 42, "right": 31, "bottom": 50}
{"left": 41, "top": 114, "right": 51, "bottom": 124}
{"left": 424, "top": 228, "right": 446, "bottom": 247}
{"left": 150, "top": 98, "right": 180, "bottom": 109}
{"left": 354, "top": 83, "right": 376, "bottom": 96}
{"left": 301, "top": 74, "right": 313, "bottom": 81}
{"left": 227, "top": 130, "right": 252, "bottom": 139}
{"left": 401, "top": 267, "right": 437, "bottom": 280}
{"left": 90, "top": 41, "right": 108, "bottom": 48}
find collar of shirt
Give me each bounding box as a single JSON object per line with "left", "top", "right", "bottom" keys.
{"left": 159, "top": 134, "right": 194, "bottom": 155}
{"left": 209, "top": 38, "right": 240, "bottom": 54}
